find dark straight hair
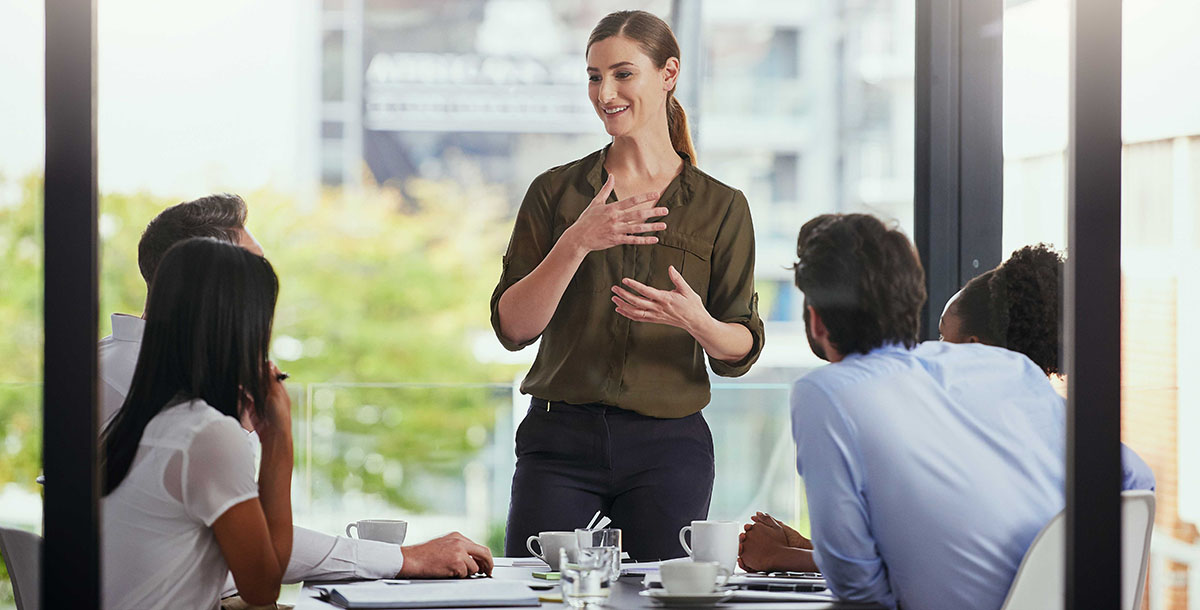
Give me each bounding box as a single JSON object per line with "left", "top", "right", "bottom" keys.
{"left": 102, "top": 237, "right": 279, "bottom": 495}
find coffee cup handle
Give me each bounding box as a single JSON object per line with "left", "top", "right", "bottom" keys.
{"left": 679, "top": 526, "right": 693, "bottom": 556}
{"left": 345, "top": 523, "right": 357, "bottom": 538}
{"left": 526, "top": 535, "right": 544, "bottom": 561}
{"left": 716, "top": 565, "right": 731, "bottom": 587}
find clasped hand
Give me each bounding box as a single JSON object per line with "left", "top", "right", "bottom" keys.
{"left": 563, "top": 173, "right": 668, "bottom": 254}
{"left": 738, "top": 512, "right": 813, "bottom": 573}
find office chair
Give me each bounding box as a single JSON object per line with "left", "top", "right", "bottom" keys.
{"left": 1000, "top": 490, "right": 1155, "bottom": 610}
{"left": 0, "top": 525, "right": 41, "bottom": 610}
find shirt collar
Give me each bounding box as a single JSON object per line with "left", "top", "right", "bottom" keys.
{"left": 584, "top": 144, "right": 696, "bottom": 208}
{"left": 110, "top": 313, "right": 146, "bottom": 343}
{"left": 842, "top": 341, "right": 912, "bottom": 363}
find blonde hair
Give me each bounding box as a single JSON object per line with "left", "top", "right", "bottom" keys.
{"left": 587, "top": 10, "right": 697, "bottom": 164}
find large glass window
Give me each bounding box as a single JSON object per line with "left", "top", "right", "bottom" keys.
{"left": 1004, "top": 2, "right": 1199, "bottom": 607}
{"left": 2, "top": 2, "right": 915, "bottom": 604}
{"left": 0, "top": 1, "right": 44, "bottom": 607}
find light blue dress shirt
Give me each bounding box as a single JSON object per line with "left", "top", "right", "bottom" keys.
{"left": 792, "top": 341, "right": 1152, "bottom": 610}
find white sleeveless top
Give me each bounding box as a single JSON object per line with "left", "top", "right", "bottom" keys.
{"left": 103, "top": 399, "right": 258, "bottom": 610}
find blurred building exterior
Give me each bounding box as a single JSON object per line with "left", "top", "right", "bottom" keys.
{"left": 316, "top": 0, "right": 915, "bottom": 331}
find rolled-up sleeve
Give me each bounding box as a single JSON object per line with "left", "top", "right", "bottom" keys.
{"left": 706, "top": 189, "right": 764, "bottom": 376}
{"left": 490, "top": 173, "right": 556, "bottom": 351}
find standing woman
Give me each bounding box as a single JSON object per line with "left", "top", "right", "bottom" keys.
{"left": 101, "top": 237, "right": 292, "bottom": 609}
{"left": 492, "top": 10, "right": 764, "bottom": 560}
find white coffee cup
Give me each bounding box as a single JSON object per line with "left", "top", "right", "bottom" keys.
{"left": 526, "top": 531, "right": 579, "bottom": 571}
{"left": 345, "top": 519, "right": 407, "bottom": 545}
{"left": 679, "top": 520, "right": 739, "bottom": 573}
{"left": 660, "top": 559, "right": 731, "bottom": 595}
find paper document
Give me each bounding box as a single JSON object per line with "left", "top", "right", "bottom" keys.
{"left": 318, "top": 580, "right": 541, "bottom": 609}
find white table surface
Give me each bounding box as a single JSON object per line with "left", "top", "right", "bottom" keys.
{"left": 294, "top": 561, "right": 884, "bottom": 609}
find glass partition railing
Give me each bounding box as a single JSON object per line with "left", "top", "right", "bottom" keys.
{"left": 294, "top": 382, "right": 804, "bottom": 554}
{"left": 0, "top": 381, "right": 806, "bottom": 558}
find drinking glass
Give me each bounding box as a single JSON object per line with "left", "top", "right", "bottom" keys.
{"left": 575, "top": 527, "right": 622, "bottom": 582}
{"left": 560, "top": 546, "right": 615, "bottom": 608}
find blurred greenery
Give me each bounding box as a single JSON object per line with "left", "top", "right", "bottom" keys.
{"left": 0, "top": 172, "right": 523, "bottom": 544}
{"left": 306, "top": 385, "right": 505, "bottom": 511}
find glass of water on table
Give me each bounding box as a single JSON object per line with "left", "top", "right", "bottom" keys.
{"left": 576, "top": 528, "right": 622, "bottom": 582}
{"left": 560, "top": 546, "right": 617, "bottom": 608}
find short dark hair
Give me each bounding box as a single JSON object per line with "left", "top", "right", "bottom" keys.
{"left": 793, "top": 214, "right": 926, "bottom": 356}
{"left": 103, "top": 237, "right": 279, "bottom": 495}
{"left": 137, "top": 193, "right": 247, "bottom": 284}
{"left": 949, "top": 244, "right": 1063, "bottom": 375}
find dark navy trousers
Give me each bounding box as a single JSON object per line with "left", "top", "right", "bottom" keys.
{"left": 504, "top": 398, "right": 715, "bottom": 561}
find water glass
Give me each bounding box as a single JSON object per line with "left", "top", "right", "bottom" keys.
{"left": 560, "top": 546, "right": 616, "bottom": 608}
{"left": 575, "top": 527, "right": 622, "bottom": 582}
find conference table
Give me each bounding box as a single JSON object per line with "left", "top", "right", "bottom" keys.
{"left": 294, "top": 562, "right": 886, "bottom": 609}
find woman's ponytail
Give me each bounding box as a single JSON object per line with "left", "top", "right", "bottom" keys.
{"left": 667, "top": 94, "right": 697, "bottom": 164}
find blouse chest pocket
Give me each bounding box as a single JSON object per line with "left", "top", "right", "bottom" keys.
{"left": 652, "top": 232, "right": 713, "bottom": 303}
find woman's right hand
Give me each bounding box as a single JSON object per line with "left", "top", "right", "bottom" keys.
{"left": 251, "top": 361, "right": 292, "bottom": 439}
{"left": 562, "top": 174, "right": 668, "bottom": 255}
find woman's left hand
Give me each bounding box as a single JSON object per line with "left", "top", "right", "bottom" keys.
{"left": 612, "top": 266, "right": 709, "bottom": 333}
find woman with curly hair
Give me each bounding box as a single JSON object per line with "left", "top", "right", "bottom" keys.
{"left": 938, "top": 244, "right": 1062, "bottom": 374}
{"left": 939, "top": 243, "right": 1155, "bottom": 491}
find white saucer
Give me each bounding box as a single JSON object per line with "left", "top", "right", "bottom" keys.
{"left": 639, "top": 589, "right": 734, "bottom": 606}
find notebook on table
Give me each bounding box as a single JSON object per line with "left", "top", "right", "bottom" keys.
{"left": 315, "top": 580, "right": 541, "bottom": 609}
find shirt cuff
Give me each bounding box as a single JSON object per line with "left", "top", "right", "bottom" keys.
{"left": 350, "top": 537, "right": 406, "bottom": 579}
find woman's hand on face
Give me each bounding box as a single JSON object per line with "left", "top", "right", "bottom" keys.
{"left": 612, "top": 265, "right": 708, "bottom": 333}
{"left": 562, "top": 174, "right": 668, "bottom": 256}
{"left": 249, "top": 362, "right": 292, "bottom": 439}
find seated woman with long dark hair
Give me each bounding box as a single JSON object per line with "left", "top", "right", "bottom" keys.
{"left": 101, "top": 237, "right": 292, "bottom": 609}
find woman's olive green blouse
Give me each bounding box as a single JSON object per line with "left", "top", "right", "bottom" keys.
{"left": 490, "top": 147, "right": 764, "bottom": 419}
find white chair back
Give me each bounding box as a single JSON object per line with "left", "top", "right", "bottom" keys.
{"left": 0, "top": 526, "right": 41, "bottom": 610}
{"left": 999, "top": 490, "right": 1156, "bottom": 610}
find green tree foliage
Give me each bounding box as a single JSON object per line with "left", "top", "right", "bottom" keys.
{"left": 1, "top": 172, "right": 522, "bottom": 524}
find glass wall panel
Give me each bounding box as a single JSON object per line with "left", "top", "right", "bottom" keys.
{"left": 1004, "top": 2, "right": 1199, "bottom": 607}
{"left": 2, "top": 2, "right": 915, "bottom": 604}
{"left": 0, "top": 1, "right": 44, "bottom": 607}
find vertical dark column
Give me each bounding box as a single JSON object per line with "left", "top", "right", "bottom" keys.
{"left": 42, "top": 0, "right": 100, "bottom": 607}
{"left": 957, "top": 0, "right": 1003, "bottom": 285}
{"left": 915, "top": 0, "right": 961, "bottom": 340}
{"left": 914, "top": 0, "right": 1002, "bottom": 340}
{"left": 1065, "top": 0, "right": 1123, "bottom": 608}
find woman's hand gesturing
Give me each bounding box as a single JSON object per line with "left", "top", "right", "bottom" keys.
{"left": 562, "top": 174, "right": 668, "bottom": 255}
{"left": 612, "top": 265, "right": 708, "bottom": 332}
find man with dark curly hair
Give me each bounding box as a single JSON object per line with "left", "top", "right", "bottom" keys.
{"left": 938, "top": 243, "right": 1155, "bottom": 491}
{"left": 738, "top": 214, "right": 1067, "bottom": 610}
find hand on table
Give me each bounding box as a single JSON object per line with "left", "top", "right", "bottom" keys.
{"left": 563, "top": 174, "right": 667, "bottom": 254}
{"left": 398, "top": 532, "right": 494, "bottom": 579}
{"left": 612, "top": 266, "right": 708, "bottom": 332}
{"left": 738, "top": 512, "right": 813, "bottom": 573}
{"left": 751, "top": 512, "right": 812, "bottom": 550}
